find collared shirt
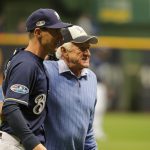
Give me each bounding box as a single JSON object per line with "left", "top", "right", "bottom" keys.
{"left": 58, "top": 59, "right": 88, "bottom": 77}
{"left": 44, "top": 60, "right": 97, "bottom": 150}
{"left": 0, "top": 86, "right": 3, "bottom": 102}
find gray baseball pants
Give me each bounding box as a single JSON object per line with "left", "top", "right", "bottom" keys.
{"left": 0, "top": 131, "right": 24, "bottom": 150}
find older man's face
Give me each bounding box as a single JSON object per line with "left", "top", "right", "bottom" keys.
{"left": 67, "top": 42, "right": 91, "bottom": 69}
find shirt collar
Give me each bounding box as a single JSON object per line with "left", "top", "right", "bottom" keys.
{"left": 57, "top": 60, "right": 88, "bottom": 78}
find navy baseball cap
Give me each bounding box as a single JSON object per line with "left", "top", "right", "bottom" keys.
{"left": 26, "top": 8, "right": 72, "bottom": 31}
{"left": 61, "top": 25, "right": 98, "bottom": 44}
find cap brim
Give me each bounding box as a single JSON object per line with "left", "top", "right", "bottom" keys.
{"left": 46, "top": 22, "right": 72, "bottom": 29}
{"left": 72, "top": 36, "right": 98, "bottom": 44}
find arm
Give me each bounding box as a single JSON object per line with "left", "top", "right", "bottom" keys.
{"left": 0, "top": 86, "right": 3, "bottom": 117}
{"left": 0, "top": 102, "right": 3, "bottom": 117}
{"left": 84, "top": 100, "right": 97, "bottom": 150}
{"left": 2, "top": 101, "right": 46, "bottom": 150}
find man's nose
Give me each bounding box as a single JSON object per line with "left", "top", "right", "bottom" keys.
{"left": 83, "top": 49, "right": 91, "bottom": 56}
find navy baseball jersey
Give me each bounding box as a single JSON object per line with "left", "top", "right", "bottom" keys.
{"left": 1, "top": 48, "right": 48, "bottom": 143}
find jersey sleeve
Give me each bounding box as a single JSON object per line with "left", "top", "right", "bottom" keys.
{"left": 4, "top": 61, "right": 37, "bottom": 106}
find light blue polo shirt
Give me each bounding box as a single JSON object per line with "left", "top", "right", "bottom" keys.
{"left": 44, "top": 60, "right": 97, "bottom": 150}
{"left": 0, "top": 86, "right": 3, "bottom": 102}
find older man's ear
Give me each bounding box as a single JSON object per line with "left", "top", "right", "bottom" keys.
{"left": 56, "top": 46, "right": 67, "bottom": 60}
{"left": 61, "top": 47, "right": 69, "bottom": 58}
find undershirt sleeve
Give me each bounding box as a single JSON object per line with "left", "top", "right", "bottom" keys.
{"left": 2, "top": 101, "right": 40, "bottom": 150}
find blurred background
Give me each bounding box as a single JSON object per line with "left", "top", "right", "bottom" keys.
{"left": 0, "top": 0, "right": 150, "bottom": 149}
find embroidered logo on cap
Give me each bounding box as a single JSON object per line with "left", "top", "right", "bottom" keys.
{"left": 36, "top": 21, "right": 46, "bottom": 27}
{"left": 54, "top": 11, "right": 60, "bottom": 20}
{"left": 76, "top": 26, "right": 85, "bottom": 34}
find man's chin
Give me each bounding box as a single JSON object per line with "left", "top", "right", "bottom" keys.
{"left": 82, "top": 63, "right": 89, "bottom": 68}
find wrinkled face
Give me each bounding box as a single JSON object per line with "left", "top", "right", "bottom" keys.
{"left": 40, "top": 28, "right": 62, "bottom": 54}
{"left": 66, "top": 42, "right": 91, "bottom": 69}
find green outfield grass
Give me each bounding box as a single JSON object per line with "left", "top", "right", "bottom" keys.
{"left": 1, "top": 112, "right": 150, "bottom": 150}
{"left": 97, "top": 113, "right": 150, "bottom": 150}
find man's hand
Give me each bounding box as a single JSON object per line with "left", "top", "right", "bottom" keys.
{"left": 33, "top": 144, "right": 47, "bottom": 150}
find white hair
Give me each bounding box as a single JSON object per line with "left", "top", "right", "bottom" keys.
{"left": 55, "top": 42, "right": 72, "bottom": 59}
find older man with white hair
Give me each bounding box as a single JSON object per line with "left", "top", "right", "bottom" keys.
{"left": 44, "top": 25, "right": 98, "bottom": 150}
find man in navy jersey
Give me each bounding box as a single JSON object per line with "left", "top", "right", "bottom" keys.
{"left": 0, "top": 8, "right": 71, "bottom": 150}
{"left": 44, "top": 25, "right": 98, "bottom": 150}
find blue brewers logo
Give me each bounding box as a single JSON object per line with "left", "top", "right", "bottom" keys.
{"left": 10, "top": 84, "right": 29, "bottom": 94}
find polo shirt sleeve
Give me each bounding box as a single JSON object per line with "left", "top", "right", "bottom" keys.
{"left": 0, "top": 86, "right": 4, "bottom": 102}
{"left": 4, "top": 61, "right": 37, "bottom": 106}
{"left": 84, "top": 99, "right": 98, "bottom": 150}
